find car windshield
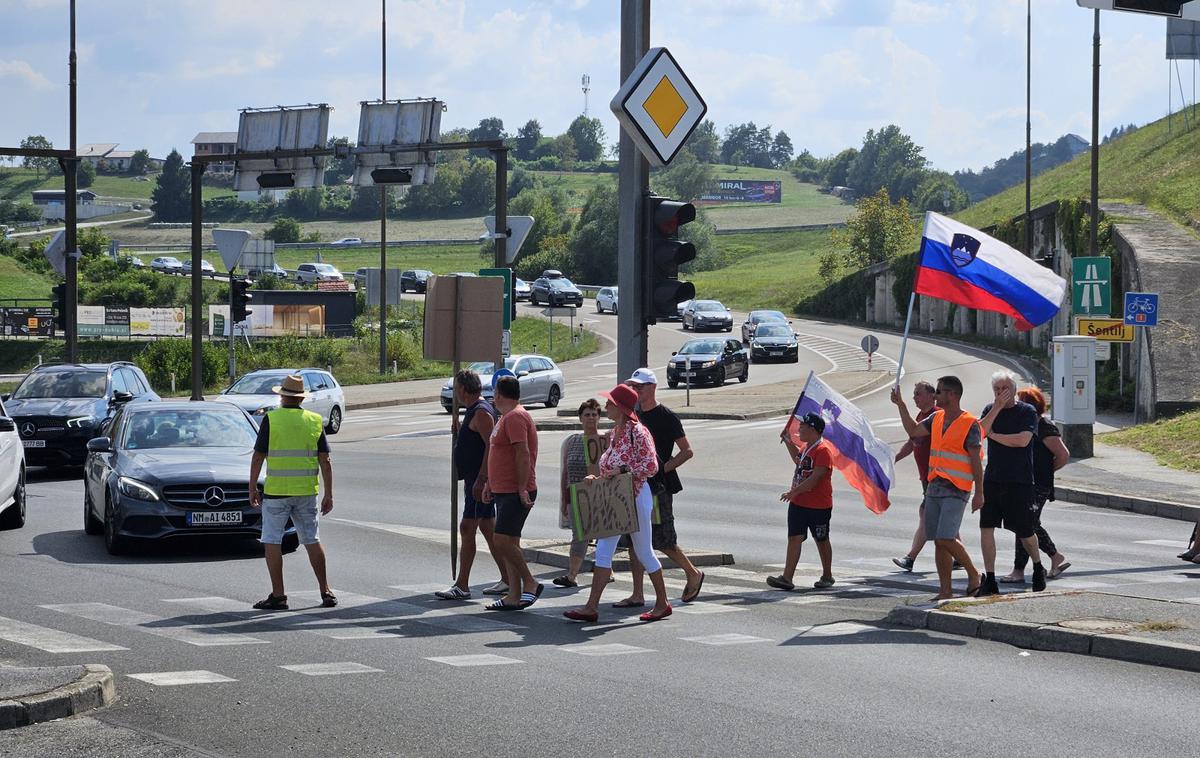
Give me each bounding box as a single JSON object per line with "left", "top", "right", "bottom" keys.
{"left": 122, "top": 408, "right": 257, "bottom": 450}
{"left": 466, "top": 358, "right": 518, "bottom": 375}
{"left": 13, "top": 370, "right": 107, "bottom": 399}
{"left": 754, "top": 311, "right": 786, "bottom": 323}
{"left": 695, "top": 301, "right": 724, "bottom": 312}
{"left": 549, "top": 279, "right": 575, "bottom": 290}
{"left": 227, "top": 373, "right": 290, "bottom": 395}
{"left": 755, "top": 325, "right": 791, "bottom": 338}
{"left": 315, "top": 264, "right": 337, "bottom": 272}
{"left": 678, "top": 341, "right": 722, "bottom": 355}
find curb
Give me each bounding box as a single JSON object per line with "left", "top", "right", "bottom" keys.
{"left": 1054, "top": 485, "right": 1200, "bottom": 523}
{"left": 0, "top": 665, "right": 116, "bottom": 730}
{"left": 521, "top": 541, "right": 734, "bottom": 571}
{"left": 886, "top": 600, "right": 1200, "bottom": 674}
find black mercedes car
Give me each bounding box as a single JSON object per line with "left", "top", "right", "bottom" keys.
{"left": 4, "top": 362, "right": 159, "bottom": 468}
{"left": 665, "top": 337, "right": 750, "bottom": 388}
{"left": 748, "top": 323, "right": 800, "bottom": 363}
{"left": 83, "top": 401, "right": 295, "bottom": 555}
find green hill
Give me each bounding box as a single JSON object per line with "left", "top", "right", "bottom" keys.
{"left": 0, "top": 255, "right": 51, "bottom": 302}
{"left": 957, "top": 108, "right": 1200, "bottom": 229}
{"left": 0, "top": 168, "right": 233, "bottom": 202}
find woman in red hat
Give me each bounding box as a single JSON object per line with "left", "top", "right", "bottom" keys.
{"left": 564, "top": 384, "right": 672, "bottom": 623}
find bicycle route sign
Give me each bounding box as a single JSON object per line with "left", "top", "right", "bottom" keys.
{"left": 1123, "top": 291, "right": 1158, "bottom": 327}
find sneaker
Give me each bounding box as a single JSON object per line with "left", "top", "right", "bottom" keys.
{"left": 252, "top": 593, "right": 288, "bottom": 610}
{"left": 1031, "top": 563, "right": 1047, "bottom": 593}
{"left": 482, "top": 581, "right": 509, "bottom": 596}
{"left": 813, "top": 575, "right": 835, "bottom": 589}
{"left": 975, "top": 577, "right": 1001, "bottom": 597}
{"left": 435, "top": 586, "right": 472, "bottom": 600}
{"left": 892, "top": 556, "right": 915, "bottom": 572}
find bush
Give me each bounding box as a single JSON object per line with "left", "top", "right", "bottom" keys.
{"left": 135, "top": 339, "right": 226, "bottom": 392}
{"left": 385, "top": 329, "right": 420, "bottom": 371}
{"left": 265, "top": 217, "right": 303, "bottom": 243}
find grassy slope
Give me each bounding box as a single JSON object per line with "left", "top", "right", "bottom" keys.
{"left": 958, "top": 108, "right": 1200, "bottom": 229}
{"left": 690, "top": 229, "right": 836, "bottom": 312}
{"left": 1101, "top": 410, "right": 1200, "bottom": 472}
{"left": 0, "top": 255, "right": 51, "bottom": 301}
{"left": 0, "top": 168, "right": 233, "bottom": 202}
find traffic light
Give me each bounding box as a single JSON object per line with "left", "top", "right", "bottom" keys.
{"left": 643, "top": 194, "right": 697, "bottom": 323}
{"left": 230, "top": 277, "right": 253, "bottom": 323}
{"left": 51, "top": 283, "right": 67, "bottom": 331}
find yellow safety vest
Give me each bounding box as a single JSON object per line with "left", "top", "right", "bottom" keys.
{"left": 264, "top": 407, "right": 323, "bottom": 496}
{"left": 927, "top": 410, "right": 981, "bottom": 492}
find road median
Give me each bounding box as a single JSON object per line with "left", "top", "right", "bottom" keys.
{"left": 0, "top": 665, "right": 115, "bottom": 730}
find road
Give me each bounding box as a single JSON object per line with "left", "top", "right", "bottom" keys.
{"left": 1, "top": 303, "right": 1196, "bottom": 756}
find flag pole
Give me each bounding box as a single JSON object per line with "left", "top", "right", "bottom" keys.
{"left": 783, "top": 370, "right": 815, "bottom": 440}
{"left": 894, "top": 291, "right": 916, "bottom": 390}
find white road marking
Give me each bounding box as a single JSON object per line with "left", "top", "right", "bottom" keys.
{"left": 562, "top": 643, "right": 654, "bottom": 656}
{"left": 680, "top": 633, "right": 771, "bottom": 646}
{"left": 792, "top": 621, "right": 881, "bottom": 637}
{"left": 425, "top": 654, "right": 522, "bottom": 667}
{"left": 0, "top": 616, "right": 128, "bottom": 653}
{"left": 280, "top": 662, "right": 384, "bottom": 676}
{"left": 41, "top": 602, "right": 269, "bottom": 647}
{"left": 1135, "top": 539, "right": 1187, "bottom": 547}
{"left": 676, "top": 602, "right": 747, "bottom": 615}
{"left": 127, "top": 670, "right": 236, "bottom": 686}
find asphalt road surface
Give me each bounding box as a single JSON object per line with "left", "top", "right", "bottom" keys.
{"left": 3, "top": 307, "right": 1197, "bottom": 756}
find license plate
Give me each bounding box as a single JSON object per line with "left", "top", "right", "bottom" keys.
{"left": 679, "top": 371, "right": 696, "bottom": 378}
{"left": 770, "top": 351, "right": 783, "bottom": 356}
{"left": 22, "top": 440, "right": 45, "bottom": 448}
{"left": 188, "top": 511, "right": 243, "bottom": 526}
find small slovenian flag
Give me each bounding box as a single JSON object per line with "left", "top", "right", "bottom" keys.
{"left": 914, "top": 212, "right": 1067, "bottom": 330}
{"left": 786, "top": 372, "right": 895, "bottom": 514}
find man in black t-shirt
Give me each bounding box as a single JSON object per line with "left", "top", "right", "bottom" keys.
{"left": 615, "top": 368, "right": 706, "bottom": 605}
{"left": 976, "top": 370, "right": 1046, "bottom": 596}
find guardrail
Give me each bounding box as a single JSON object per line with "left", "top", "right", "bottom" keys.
{"left": 712, "top": 222, "right": 846, "bottom": 235}
{"left": 116, "top": 238, "right": 478, "bottom": 253}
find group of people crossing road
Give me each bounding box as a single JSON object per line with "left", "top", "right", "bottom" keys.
{"left": 245, "top": 365, "right": 1077, "bottom": 618}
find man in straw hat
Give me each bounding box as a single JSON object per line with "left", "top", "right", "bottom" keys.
{"left": 248, "top": 374, "right": 336, "bottom": 610}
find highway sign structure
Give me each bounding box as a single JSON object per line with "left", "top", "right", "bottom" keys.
{"left": 1075, "top": 316, "right": 1135, "bottom": 342}
{"left": 1123, "top": 291, "right": 1159, "bottom": 326}
{"left": 1071, "top": 256, "right": 1111, "bottom": 315}
{"left": 1077, "top": 1, "right": 1200, "bottom": 20}
{"left": 610, "top": 47, "right": 707, "bottom": 167}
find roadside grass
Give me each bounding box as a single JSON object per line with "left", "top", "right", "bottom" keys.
{"left": 0, "top": 255, "right": 51, "bottom": 301}
{"left": 107, "top": 217, "right": 484, "bottom": 249}
{"left": 1, "top": 168, "right": 233, "bottom": 202}
{"left": 269, "top": 244, "right": 484, "bottom": 274}
{"left": 1100, "top": 410, "right": 1200, "bottom": 472}
{"left": 689, "top": 229, "right": 838, "bottom": 312}
{"left": 1135, "top": 620, "right": 1186, "bottom": 633}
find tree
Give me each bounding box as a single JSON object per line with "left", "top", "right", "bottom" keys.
{"left": 77, "top": 160, "right": 97, "bottom": 189}
{"left": 685, "top": 119, "right": 720, "bottom": 164}
{"left": 506, "top": 187, "right": 571, "bottom": 269}
{"left": 515, "top": 120, "right": 542, "bottom": 161}
{"left": 151, "top": 149, "right": 191, "bottom": 222}
{"left": 264, "top": 217, "right": 303, "bottom": 243}
{"left": 545, "top": 134, "right": 578, "bottom": 169}
{"left": 20, "top": 135, "right": 55, "bottom": 179}
{"left": 829, "top": 188, "right": 918, "bottom": 271}
{"left": 790, "top": 149, "right": 822, "bottom": 184}
{"left": 651, "top": 147, "right": 714, "bottom": 202}
{"left": 912, "top": 172, "right": 969, "bottom": 214}
{"left": 770, "top": 131, "right": 794, "bottom": 168}
{"left": 568, "top": 183, "right": 619, "bottom": 284}
{"left": 720, "top": 122, "right": 774, "bottom": 168}
{"left": 128, "top": 149, "right": 151, "bottom": 176}
{"left": 322, "top": 137, "right": 355, "bottom": 186}
{"left": 468, "top": 117, "right": 506, "bottom": 158}
{"left": 507, "top": 165, "right": 539, "bottom": 199}
{"left": 459, "top": 158, "right": 495, "bottom": 215}
{"left": 822, "top": 148, "right": 857, "bottom": 187}
{"left": 845, "top": 124, "right": 928, "bottom": 202}
{"left": 566, "top": 116, "right": 606, "bottom": 162}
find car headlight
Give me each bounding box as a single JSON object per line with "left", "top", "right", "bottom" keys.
{"left": 66, "top": 416, "right": 95, "bottom": 429}
{"left": 253, "top": 406, "right": 271, "bottom": 416}
{"left": 700, "top": 360, "right": 717, "bottom": 368}
{"left": 117, "top": 476, "right": 159, "bottom": 501}
{"left": 751, "top": 342, "right": 763, "bottom": 349}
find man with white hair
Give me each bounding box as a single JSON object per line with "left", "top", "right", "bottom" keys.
{"left": 976, "top": 369, "right": 1045, "bottom": 596}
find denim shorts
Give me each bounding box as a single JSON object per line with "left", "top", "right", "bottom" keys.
{"left": 261, "top": 495, "right": 319, "bottom": 545}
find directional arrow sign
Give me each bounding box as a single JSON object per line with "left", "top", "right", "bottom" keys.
{"left": 42, "top": 230, "right": 66, "bottom": 276}
{"left": 212, "top": 229, "right": 251, "bottom": 272}
{"left": 483, "top": 216, "right": 535, "bottom": 264}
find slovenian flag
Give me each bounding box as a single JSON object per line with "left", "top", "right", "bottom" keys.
{"left": 786, "top": 372, "right": 895, "bottom": 514}
{"left": 914, "top": 212, "right": 1067, "bottom": 330}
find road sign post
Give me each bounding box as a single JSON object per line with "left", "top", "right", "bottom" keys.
{"left": 1123, "top": 291, "right": 1159, "bottom": 423}
{"left": 860, "top": 334, "right": 879, "bottom": 369}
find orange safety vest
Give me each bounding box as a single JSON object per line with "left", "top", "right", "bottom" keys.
{"left": 927, "top": 410, "right": 981, "bottom": 492}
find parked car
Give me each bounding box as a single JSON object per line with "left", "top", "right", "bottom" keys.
{"left": 3, "top": 362, "right": 160, "bottom": 468}
{"left": 82, "top": 400, "right": 297, "bottom": 555}
{"left": 530, "top": 276, "right": 583, "bottom": 307}
{"left": 213, "top": 368, "right": 345, "bottom": 434}
{"left": 181, "top": 258, "right": 216, "bottom": 277}
{"left": 120, "top": 255, "right": 145, "bottom": 268}
{"left": 596, "top": 286, "right": 619, "bottom": 314}
{"left": 295, "top": 263, "right": 344, "bottom": 284}
{"left": 513, "top": 278, "right": 531, "bottom": 301}
{"left": 246, "top": 262, "right": 288, "bottom": 280}
{"left": 353, "top": 267, "right": 370, "bottom": 287}
{"left": 741, "top": 309, "right": 790, "bottom": 343}
{"left": 401, "top": 269, "right": 433, "bottom": 293}
{"left": 150, "top": 256, "right": 183, "bottom": 274}
{"left": 331, "top": 237, "right": 363, "bottom": 246}
{"left": 748, "top": 323, "right": 800, "bottom": 363}
{"left": 440, "top": 355, "right": 564, "bottom": 412}
{"left": 665, "top": 338, "right": 750, "bottom": 388}
{"left": 0, "top": 395, "right": 27, "bottom": 530}
{"left": 682, "top": 299, "right": 734, "bottom": 332}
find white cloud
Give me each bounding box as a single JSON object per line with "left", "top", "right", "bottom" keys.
{"left": 0, "top": 59, "right": 52, "bottom": 89}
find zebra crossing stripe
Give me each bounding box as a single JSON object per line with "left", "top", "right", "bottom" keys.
{"left": 280, "top": 662, "right": 384, "bottom": 676}
{"left": 680, "top": 633, "right": 771, "bottom": 646}
{"left": 0, "top": 615, "right": 128, "bottom": 653}
{"left": 40, "top": 602, "right": 269, "bottom": 647}
{"left": 425, "top": 654, "right": 522, "bottom": 667}
{"left": 562, "top": 643, "right": 654, "bottom": 656}
{"left": 128, "top": 670, "right": 235, "bottom": 686}
{"left": 792, "top": 622, "right": 881, "bottom": 637}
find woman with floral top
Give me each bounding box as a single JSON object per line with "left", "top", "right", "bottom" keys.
{"left": 564, "top": 384, "right": 672, "bottom": 623}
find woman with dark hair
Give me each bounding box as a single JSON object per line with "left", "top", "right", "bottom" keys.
{"left": 554, "top": 399, "right": 609, "bottom": 588}
{"left": 564, "top": 384, "right": 672, "bottom": 623}
{"left": 999, "top": 386, "right": 1071, "bottom": 584}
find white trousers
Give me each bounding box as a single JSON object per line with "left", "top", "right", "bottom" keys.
{"left": 593, "top": 482, "right": 662, "bottom": 573}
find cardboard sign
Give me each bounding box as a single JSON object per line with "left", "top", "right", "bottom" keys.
{"left": 422, "top": 275, "right": 503, "bottom": 363}
{"left": 568, "top": 472, "right": 638, "bottom": 541}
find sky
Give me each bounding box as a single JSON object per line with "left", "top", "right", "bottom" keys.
{"left": 1, "top": 0, "right": 1193, "bottom": 173}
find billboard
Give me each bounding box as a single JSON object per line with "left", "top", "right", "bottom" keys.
{"left": 1167, "top": 19, "right": 1200, "bottom": 59}
{"left": 2, "top": 307, "right": 54, "bottom": 337}
{"left": 129, "top": 308, "right": 186, "bottom": 337}
{"left": 700, "top": 179, "right": 782, "bottom": 204}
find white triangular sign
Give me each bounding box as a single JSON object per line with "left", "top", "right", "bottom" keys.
{"left": 42, "top": 230, "right": 66, "bottom": 276}
{"left": 212, "top": 229, "right": 251, "bottom": 272}
{"left": 483, "top": 216, "right": 535, "bottom": 264}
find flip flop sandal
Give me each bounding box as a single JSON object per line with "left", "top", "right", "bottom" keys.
{"left": 320, "top": 592, "right": 338, "bottom": 608}
{"left": 639, "top": 605, "right": 673, "bottom": 622}
{"left": 1048, "top": 562, "right": 1072, "bottom": 579}
{"left": 563, "top": 608, "right": 598, "bottom": 623}
{"left": 485, "top": 599, "right": 523, "bottom": 611}
{"left": 518, "top": 592, "right": 538, "bottom": 608}
{"left": 681, "top": 572, "right": 706, "bottom": 603}
{"left": 997, "top": 576, "right": 1026, "bottom": 584}
{"left": 552, "top": 576, "right": 578, "bottom": 588}
{"left": 611, "top": 598, "right": 646, "bottom": 608}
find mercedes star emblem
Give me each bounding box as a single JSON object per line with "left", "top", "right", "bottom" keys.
{"left": 203, "top": 486, "right": 226, "bottom": 506}
{"left": 20, "top": 422, "right": 36, "bottom": 438}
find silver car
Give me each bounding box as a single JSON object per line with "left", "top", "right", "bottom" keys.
{"left": 181, "top": 259, "right": 216, "bottom": 278}
{"left": 596, "top": 286, "right": 618, "bottom": 314}
{"left": 295, "top": 263, "right": 344, "bottom": 284}
{"left": 439, "top": 355, "right": 564, "bottom": 412}
{"left": 0, "top": 395, "right": 26, "bottom": 530}
{"left": 150, "top": 256, "right": 183, "bottom": 274}
{"left": 213, "top": 368, "right": 346, "bottom": 434}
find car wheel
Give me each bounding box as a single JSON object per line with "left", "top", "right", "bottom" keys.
{"left": 596, "top": 302, "right": 603, "bottom": 313}
{"left": 83, "top": 486, "right": 103, "bottom": 535}
{"left": 713, "top": 367, "right": 726, "bottom": 386}
{"left": 103, "top": 496, "right": 129, "bottom": 555}
{"left": 682, "top": 319, "right": 690, "bottom": 331}
{"left": 739, "top": 365, "right": 750, "bottom": 383}
{"left": 0, "top": 467, "right": 26, "bottom": 530}
{"left": 545, "top": 385, "right": 561, "bottom": 408}
{"left": 325, "top": 406, "right": 342, "bottom": 435}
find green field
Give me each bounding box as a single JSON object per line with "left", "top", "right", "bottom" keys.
{"left": 0, "top": 255, "right": 51, "bottom": 302}
{"left": 958, "top": 108, "right": 1200, "bottom": 229}
{"left": 0, "top": 168, "right": 233, "bottom": 203}
{"left": 690, "top": 229, "right": 837, "bottom": 312}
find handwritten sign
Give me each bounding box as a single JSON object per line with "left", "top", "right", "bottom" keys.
{"left": 568, "top": 472, "right": 638, "bottom": 541}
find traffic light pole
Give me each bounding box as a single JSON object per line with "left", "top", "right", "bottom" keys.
{"left": 190, "top": 162, "right": 204, "bottom": 400}
{"left": 617, "top": 0, "right": 651, "bottom": 382}
{"left": 228, "top": 268, "right": 237, "bottom": 383}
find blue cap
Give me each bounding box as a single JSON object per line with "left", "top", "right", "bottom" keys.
{"left": 491, "top": 368, "right": 516, "bottom": 389}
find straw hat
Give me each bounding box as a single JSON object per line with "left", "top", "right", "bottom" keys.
{"left": 271, "top": 374, "right": 308, "bottom": 397}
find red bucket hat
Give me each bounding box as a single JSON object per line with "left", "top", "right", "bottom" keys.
{"left": 600, "top": 384, "right": 639, "bottom": 422}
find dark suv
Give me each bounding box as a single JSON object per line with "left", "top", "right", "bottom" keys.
{"left": 3, "top": 362, "right": 160, "bottom": 467}
{"left": 530, "top": 276, "right": 583, "bottom": 307}
{"left": 401, "top": 269, "right": 433, "bottom": 293}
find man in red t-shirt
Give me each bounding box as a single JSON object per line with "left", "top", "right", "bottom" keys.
{"left": 767, "top": 412, "right": 835, "bottom": 591}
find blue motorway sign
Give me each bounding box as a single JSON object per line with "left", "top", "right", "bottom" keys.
{"left": 1123, "top": 291, "right": 1158, "bottom": 327}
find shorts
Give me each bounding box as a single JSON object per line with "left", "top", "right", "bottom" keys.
{"left": 462, "top": 473, "right": 495, "bottom": 520}
{"left": 923, "top": 491, "right": 968, "bottom": 541}
{"left": 261, "top": 494, "right": 319, "bottom": 545}
{"left": 651, "top": 491, "right": 678, "bottom": 551}
{"left": 980, "top": 481, "right": 1037, "bottom": 539}
{"left": 493, "top": 490, "right": 537, "bottom": 537}
{"left": 788, "top": 505, "right": 831, "bottom": 541}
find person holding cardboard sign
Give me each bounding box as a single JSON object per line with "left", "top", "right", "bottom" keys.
{"left": 564, "top": 385, "right": 672, "bottom": 623}
{"left": 554, "top": 399, "right": 610, "bottom": 588}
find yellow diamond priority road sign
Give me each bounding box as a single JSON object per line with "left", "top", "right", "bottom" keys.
{"left": 610, "top": 47, "right": 707, "bottom": 168}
